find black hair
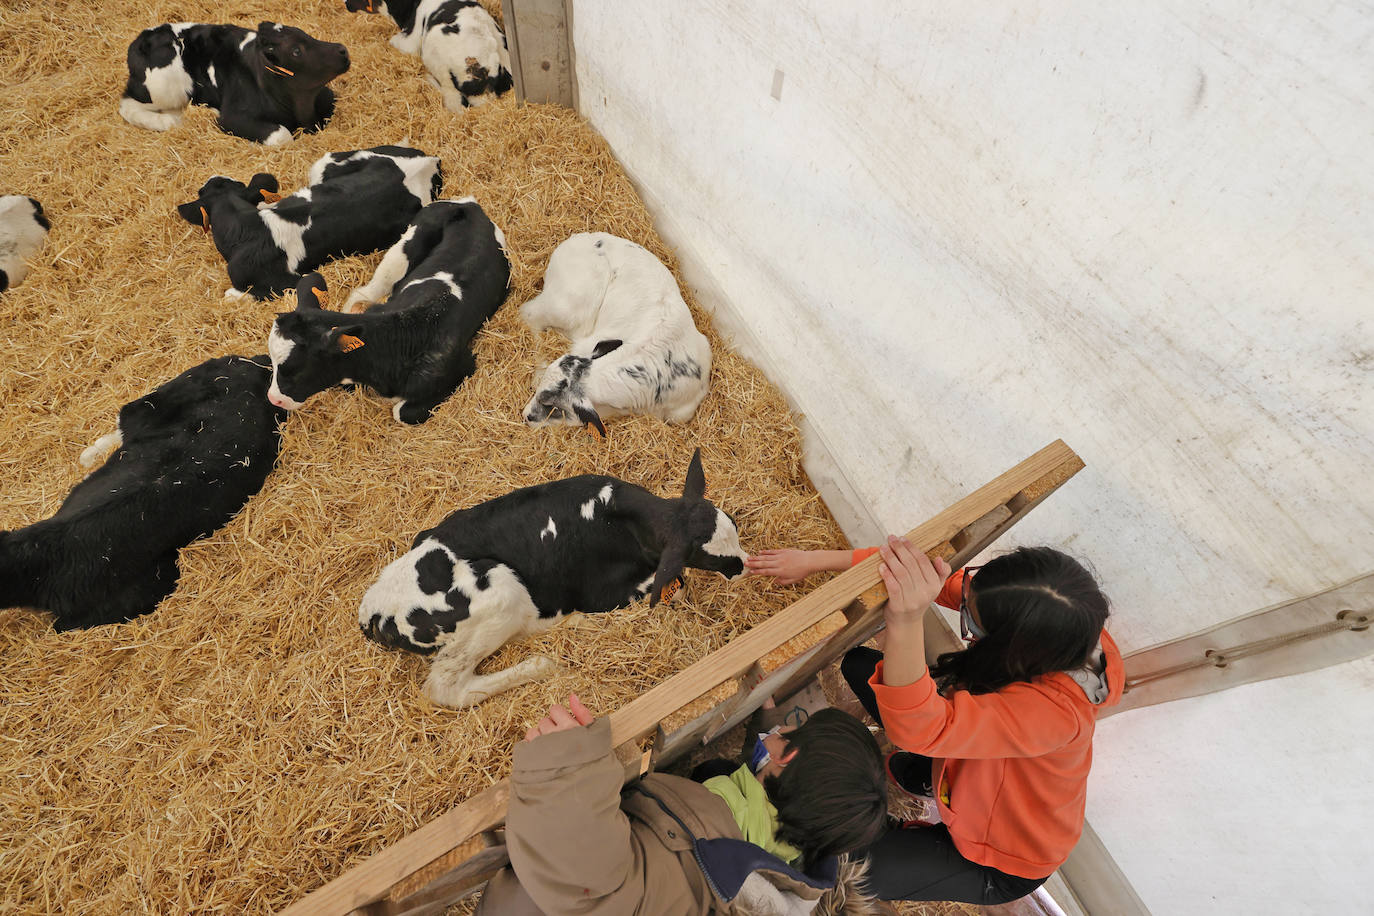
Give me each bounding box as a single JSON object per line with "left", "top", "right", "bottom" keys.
{"left": 930, "top": 546, "right": 1110, "bottom": 695}
{"left": 762, "top": 708, "right": 887, "bottom": 869}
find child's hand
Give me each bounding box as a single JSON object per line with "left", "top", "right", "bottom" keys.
{"left": 524, "top": 693, "right": 595, "bottom": 741}
{"left": 879, "top": 536, "right": 951, "bottom": 624}
{"left": 746, "top": 549, "right": 822, "bottom": 586}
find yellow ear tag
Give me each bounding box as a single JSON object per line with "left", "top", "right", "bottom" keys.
{"left": 338, "top": 334, "right": 365, "bottom": 353}
{"left": 199, "top": 206, "right": 211, "bottom": 233}
{"left": 260, "top": 189, "right": 282, "bottom": 204}
{"left": 311, "top": 286, "right": 329, "bottom": 308}
{"left": 658, "top": 578, "right": 682, "bottom": 603}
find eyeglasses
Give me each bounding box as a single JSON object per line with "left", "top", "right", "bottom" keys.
{"left": 959, "top": 566, "right": 986, "bottom": 642}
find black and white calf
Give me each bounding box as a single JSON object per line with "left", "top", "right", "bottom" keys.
{"left": 120, "top": 22, "right": 349, "bottom": 144}
{"left": 267, "top": 197, "right": 510, "bottom": 424}
{"left": 345, "top": 0, "right": 513, "bottom": 110}
{"left": 521, "top": 233, "right": 712, "bottom": 436}
{"left": 0, "top": 356, "right": 287, "bottom": 631}
{"left": 177, "top": 146, "right": 441, "bottom": 300}
{"left": 358, "top": 449, "right": 748, "bottom": 707}
{"left": 0, "top": 196, "right": 50, "bottom": 292}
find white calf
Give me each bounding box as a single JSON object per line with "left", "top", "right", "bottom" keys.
{"left": 520, "top": 232, "right": 712, "bottom": 435}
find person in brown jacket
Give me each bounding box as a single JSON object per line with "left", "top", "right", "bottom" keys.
{"left": 476, "top": 695, "right": 890, "bottom": 915}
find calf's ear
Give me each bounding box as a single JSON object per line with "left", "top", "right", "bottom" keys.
{"left": 328, "top": 324, "right": 366, "bottom": 353}
{"left": 649, "top": 537, "right": 689, "bottom": 608}
{"left": 572, "top": 402, "right": 606, "bottom": 439}
{"left": 295, "top": 273, "right": 328, "bottom": 310}
{"left": 683, "top": 447, "right": 706, "bottom": 500}
{"left": 175, "top": 200, "right": 204, "bottom": 225}
{"left": 248, "top": 173, "right": 280, "bottom": 198}
{"left": 590, "top": 339, "right": 622, "bottom": 359}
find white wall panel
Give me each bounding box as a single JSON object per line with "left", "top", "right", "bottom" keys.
{"left": 1091, "top": 654, "right": 1374, "bottom": 912}
{"left": 570, "top": 2, "right": 1373, "bottom": 910}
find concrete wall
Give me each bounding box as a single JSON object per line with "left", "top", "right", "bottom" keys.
{"left": 568, "top": 1, "right": 1372, "bottom": 912}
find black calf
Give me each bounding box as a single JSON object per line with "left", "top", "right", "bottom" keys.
{"left": 120, "top": 22, "right": 349, "bottom": 144}
{"left": 177, "top": 146, "right": 441, "bottom": 300}
{"left": 267, "top": 197, "right": 510, "bottom": 423}
{"left": 0, "top": 356, "right": 288, "bottom": 630}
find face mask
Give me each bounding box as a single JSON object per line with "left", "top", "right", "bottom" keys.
{"left": 749, "top": 725, "right": 783, "bottom": 773}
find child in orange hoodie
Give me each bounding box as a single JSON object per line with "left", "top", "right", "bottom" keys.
{"left": 747, "top": 539, "right": 1123, "bottom": 904}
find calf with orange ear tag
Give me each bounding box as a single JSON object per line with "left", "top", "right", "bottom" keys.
{"left": 120, "top": 21, "right": 347, "bottom": 144}
{"left": 265, "top": 194, "right": 511, "bottom": 424}
{"left": 179, "top": 147, "right": 439, "bottom": 301}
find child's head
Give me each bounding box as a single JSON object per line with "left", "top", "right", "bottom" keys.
{"left": 933, "top": 545, "right": 1110, "bottom": 694}
{"left": 761, "top": 708, "right": 887, "bottom": 868}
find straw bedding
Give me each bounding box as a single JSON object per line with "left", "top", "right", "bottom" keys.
{"left": 0, "top": 1, "right": 861, "bottom": 911}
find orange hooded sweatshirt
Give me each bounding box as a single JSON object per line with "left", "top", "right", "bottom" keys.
{"left": 860, "top": 565, "right": 1125, "bottom": 879}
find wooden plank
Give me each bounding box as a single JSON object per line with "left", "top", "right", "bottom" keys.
{"left": 386, "top": 834, "right": 490, "bottom": 903}
{"left": 281, "top": 441, "right": 1082, "bottom": 914}
{"left": 280, "top": 783, "right": 509, "bottom": 916}
{"left": 498, "top": 0, "right": 524, "bottom": 99}
{"left": 499, "top": 0, "right": 574, "bottom": 106}
{"left": 384, "top": 845, "right": 511, "bottom": 916}
{"left": 1103, "top": 571, "right": 1374, "bottom": 717}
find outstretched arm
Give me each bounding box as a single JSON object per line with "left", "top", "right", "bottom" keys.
{"left": 745, "top": 548, "right": 853, "bottom": 585}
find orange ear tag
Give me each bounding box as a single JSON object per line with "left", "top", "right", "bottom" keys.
{"left": 658, "top": 578, "right": 682, "bottom": 604}
{"left": 199, "top": 206, "right": 211, "bottom": 233}
{"left": 312, "top": 286, "right": 329, "bottom": 307}
{"left": 260, "top": 189, "right": 282, "bottom": 204}
{"left": 338, "top": 334, "right": 365, "bottom": 353}
{"left": 585, "top": 422, "right": 606, "bottom": 440}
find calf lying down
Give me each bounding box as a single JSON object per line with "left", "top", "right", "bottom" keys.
{"left": 521, "top": 232, "right": 712, "bottom": 436}
{"left": 267, "top": 197, "right": 510, "bottom": 424}
{"left": 358, "top": 449, "right": 747, "bottom": 707}
{"left": 345, "top": 0, "right": 513, "bottom": 111}
{"left": 178, "top": 145, "right": 441, "bottom": 300}
{"left": 0, "top": 356, "right": 287, "bottom": 631}
{"left": 120, "top": 21, "right": 349, "bottom": 144}
{"left": 0, "top": 195, "right": 49, "bottom": 292}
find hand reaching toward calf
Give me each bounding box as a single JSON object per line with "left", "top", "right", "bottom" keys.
{"left": 746, "top": 549, "right": 852, "bottom": 585}
{"left": 525, "top": 693, "right": 595, "bottom": 741}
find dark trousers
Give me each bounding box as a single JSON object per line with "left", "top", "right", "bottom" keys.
{"left": 840, "top": 646, "right": 1047, "bottom": 905}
